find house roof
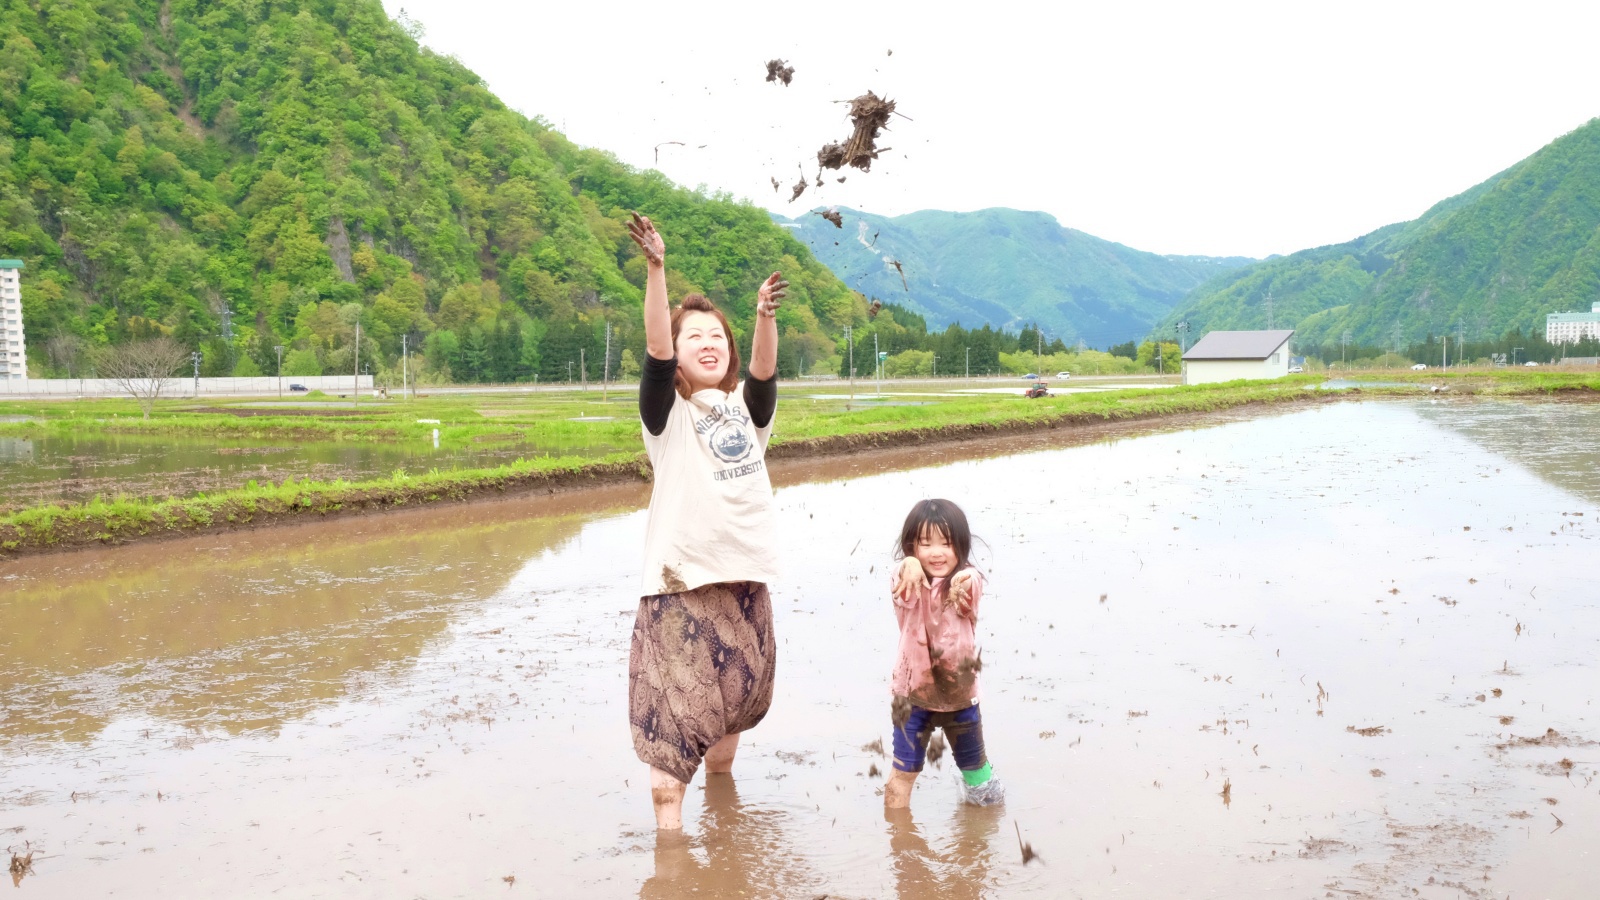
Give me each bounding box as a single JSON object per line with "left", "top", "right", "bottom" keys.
{"left": 1183, "top": 329, "right": 1294, "bottom": 361}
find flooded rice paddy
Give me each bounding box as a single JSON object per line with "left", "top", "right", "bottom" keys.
{"left": 2, "top": 398, "right": 1597, "bottom": 898}
{"left": 0, "top": 432, "right": 623, "bottom": 512}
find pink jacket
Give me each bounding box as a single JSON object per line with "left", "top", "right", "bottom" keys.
{"left": 890, "top": 569, "right": 984, "bottom": 712}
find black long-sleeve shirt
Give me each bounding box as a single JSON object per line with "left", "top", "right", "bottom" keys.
{"left": 639, "top": 354, "right": 776, "bottom": 437}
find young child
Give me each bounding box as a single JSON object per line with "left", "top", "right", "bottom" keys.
{"left": 884, "top": 498, "right": 1004, "bottom": 808}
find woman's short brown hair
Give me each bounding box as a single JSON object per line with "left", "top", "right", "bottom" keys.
{"left": 670, "top": 294, "right": 741, "bottom": 398}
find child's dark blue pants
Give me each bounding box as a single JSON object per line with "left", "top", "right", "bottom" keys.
{"left": 891, "top": 702, "right": 988, "bottom": 774}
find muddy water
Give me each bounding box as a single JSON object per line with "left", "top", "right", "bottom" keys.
{"left": 0, "top": 432, "right": 623, "bottom": 512}
{"left": 3, "top": 399, "right": 1597, "bottom": 898}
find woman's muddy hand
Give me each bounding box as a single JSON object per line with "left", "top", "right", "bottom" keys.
{"left": 757, "top": 272, "right": 787, "bottom": 318}
{"left": 892, "top": 557, "right": 928, "bottom": 602}
{"left": 628, "top": 212, "right": 665, "bottom": 267}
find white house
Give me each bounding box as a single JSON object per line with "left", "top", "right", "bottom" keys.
{"left": 1181, "top": 329, "right": 1294, "bottom": 385}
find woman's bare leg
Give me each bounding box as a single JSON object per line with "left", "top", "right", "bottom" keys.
{"left": 650, "top": 766, "right": 687, "bottom": 830}
{"left": 884, "top": 770, "right": 919, "bottom": 808}
{"left": 704, "top": 733, "right": 741, "bottom": 774}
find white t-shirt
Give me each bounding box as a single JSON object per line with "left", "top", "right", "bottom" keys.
{"left": 640, "top": 383, "right": 778, "bottom": 595}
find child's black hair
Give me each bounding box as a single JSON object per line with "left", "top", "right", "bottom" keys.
{"left": 895, "top": 499, "right": 974, "bottom": 581}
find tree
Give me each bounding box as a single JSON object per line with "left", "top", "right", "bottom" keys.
{"left": 93, "top": 337, "right": 189, "bottom": 419}
{"left": 884, "top": 349, "right": 933, "bottom": 377}
{"left": 44, "top": 334, "right": 88, "bottom": 378}
{"left": 282, "top": 348, "right": 322, "bottom": 376}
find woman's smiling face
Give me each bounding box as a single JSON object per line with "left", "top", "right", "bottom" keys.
{"left": 675, "top": 310, "right": 730, "bottom": 391}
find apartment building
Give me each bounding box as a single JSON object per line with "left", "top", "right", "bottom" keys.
{"left": 0, "top": 260, "right": 23, "bottom": 380}
{"left": 1546, "top": 301, "right": 1600, "bottom": 344}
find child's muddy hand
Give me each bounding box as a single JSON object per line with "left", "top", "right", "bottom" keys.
{"left": 892, "top": 557, "right": 927, "bottom": 601}
{"left": 948, "top": 570, "right": 975, "bottom": 615}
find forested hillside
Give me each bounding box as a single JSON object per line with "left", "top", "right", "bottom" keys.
{"left": 1159, "top": 118, "right": 1600, "bottom": 351}
{"left": 775, "top": 206, "right": 1253, "bottom": 347}
{"left": 0, "top": 0, "right": 862, "bottom": 381}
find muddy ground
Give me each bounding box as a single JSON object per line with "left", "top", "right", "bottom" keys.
{"left": 1, "top": 399, "right": 1597, "bottom": 898}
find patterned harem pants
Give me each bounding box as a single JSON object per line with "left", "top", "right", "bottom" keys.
{"left": 629, "top": 581, "right": 776, "bottom": 784}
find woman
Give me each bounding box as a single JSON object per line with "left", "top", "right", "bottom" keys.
{"left": 626, "top": 212, "right": 787, "bottom": 830}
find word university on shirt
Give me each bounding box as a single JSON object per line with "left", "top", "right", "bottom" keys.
{"left": 695, "top": 402, "right": 766, "bottom": 482}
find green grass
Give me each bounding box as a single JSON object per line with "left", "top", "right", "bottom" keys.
{"left": 2, "top": 370, "right": 1596, "bottom": 556}
{"left": 0, "top": 451, "right": 646, "bottom": 552}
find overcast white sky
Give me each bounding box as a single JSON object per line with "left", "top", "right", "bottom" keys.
{"left": 381, "top": 0, "right": 1600, "bottom": 259}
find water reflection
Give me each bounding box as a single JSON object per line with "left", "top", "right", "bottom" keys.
{"left": 640, "top": 777, "right": 819, "bottom": 899}
{"left": 1415, "top": 398, "right": 1600, "bottom": 503}
{"left": 0, "top": 435, "right": 33, "bottom": 462}
{"left": 885, "top": 804, "right": 1004, "bottom": 899}
{"left": 0, "top": 431, "right": 624, "bottom": 512}
{"left": 0, "top": 498, "right": 618, "bottom": 746}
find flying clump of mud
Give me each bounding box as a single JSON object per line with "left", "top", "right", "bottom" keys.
{"left": 765, "top": 59, "right": 795, "bottom": 86}
{"left": 816, "top": 91, "right": 897, "bottom": 173}
{"left": 815, "top": 208, "right": 843, "bottom": 228}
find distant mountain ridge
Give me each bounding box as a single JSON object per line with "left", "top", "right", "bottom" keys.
{"left": 1159, "top": 118, "right": 1600, "bottom": 347}
{"left": 774, "top": 207, "right": 1254, "bottom": 346}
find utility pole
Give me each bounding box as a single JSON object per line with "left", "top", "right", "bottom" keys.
{"left": 1442, "top": 334, "right": 1448, "bottom": 370}
{"left": 603, "top": 321, "right": 611, "bottom": 402}
{"left": 1036, "top": 327, "right": 1042, "bottom": 372}
{"left": 1264, "top": 289, "right": 1275, "bottom": 330}
{"left": 843, "top": 325, "right": 854, "bottom": 405}
{"left": 219, "top": 303, "right": 235, "bottom": 372}
{"left": 1341, "top": 329, "right": 1351, "bottom": 368}
{"left": 874, "top": 331, "right": 881, "bottom": 396}
{"left": 580, "top": 347, "right": 586, "bottom": 391}
{"left": 965, "top": 346, "right": 970, "bottom": 384}
{"left": 567, "top": 360, "right": 573, "bottom": 383}
{"left": 274, "top": 344, "right": 284, "bottom": 398}
{"left": 353, "top": 321, "right": 361, "bottom": 408}
{"left": 191, "top": 351, "right": 201, "bottom": 397}
{"left": 933, "top": 354, "right": 938, "bottom": 378}
{"left": 1457, "top": 320, "right": 1466, "bottom": 366}
{"left": 401, "top": 334, "right": 409, "bottom": 401}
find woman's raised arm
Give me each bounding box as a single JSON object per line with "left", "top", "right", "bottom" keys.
{"left": 748, "top": 272, "right": 786, "bottom": 380}
{"left": 629, "top": 213, "right": 673, "bottom": 361}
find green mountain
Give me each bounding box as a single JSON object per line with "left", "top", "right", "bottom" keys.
{"left": 1159, "top": 118, "right": 1600, "bottom": 349}
{"left": 773, "top": 207, "right": 1254, "bottom": 347}
{"left": 0, "top": 0, "right": 860, "bottom": 381}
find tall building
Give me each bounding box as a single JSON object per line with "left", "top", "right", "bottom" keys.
{"left": 1547, "top": 301, "right": 1600, "bottom": 344}
{"left": 0, "top": 260, "right": 23, "bottom": 380}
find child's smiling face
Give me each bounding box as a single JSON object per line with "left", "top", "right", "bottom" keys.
{"left": 913, "top": 525, "right": 956, "bottom": 578}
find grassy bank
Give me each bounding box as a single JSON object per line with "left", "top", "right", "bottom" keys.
{"left": 3, "top": 371, "right": 1597, "bottom": 558}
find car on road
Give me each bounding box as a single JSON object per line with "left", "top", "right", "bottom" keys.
{"left": 1288, "top": 365, "right": 1304, "bottom": 374}
{"left": 1410, "top": 364, "right": 1427, "bottom": 370}
{"left": 1021, "top": 373, "right": 1039, "bottom": 380}
{"left": 289, "top": 383, "right": 309, "bottom": 392}
{"left": 1055, "top": 371, "right": 1072, "bottom": 379}
{"left": 1524, "top": 361, "right": 1540, "bottom": 367}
